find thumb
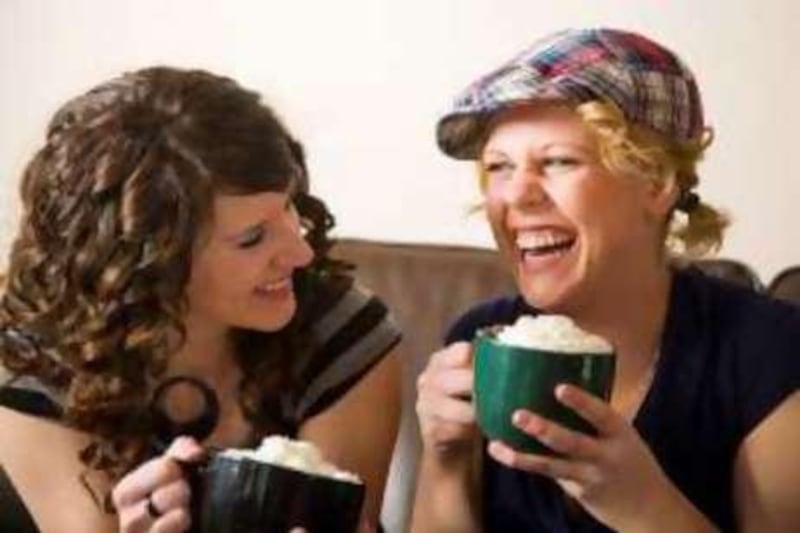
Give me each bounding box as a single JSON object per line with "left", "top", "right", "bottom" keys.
{"left": 165, "top": 436, "right": 206, "bottom": 463}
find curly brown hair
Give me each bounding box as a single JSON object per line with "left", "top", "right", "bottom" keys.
{"left": 0, "top": 67, "right": 350, "bottom": 487}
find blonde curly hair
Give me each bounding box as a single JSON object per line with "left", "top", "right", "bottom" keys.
{"left": 476, "top": 100, "right": 729, "bottom": 258}
{"left": 575, "top": 100, "right": 728, "bottom": 258}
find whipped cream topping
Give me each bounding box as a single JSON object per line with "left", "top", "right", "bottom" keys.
{"left": 220, "top": 436, "right": 361, "bottom": 484}
{"left": 495, "top": 315, "right": 612, "bottom": 354}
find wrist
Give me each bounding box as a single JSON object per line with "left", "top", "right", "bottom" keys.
{"left": 420, "top": 443, "right": 474, "bottom": 479}
{"left": 421, "top": 431, "right": 479, "bottom": 467}
{"left": 634, "top": 483, "right": 718, "bottom": 533}
{"left": 414, "top": 439, "right": 482, "bottom": 533}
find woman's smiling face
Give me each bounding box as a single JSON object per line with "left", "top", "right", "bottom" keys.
{"left": 480, "top": 103, "right": 666, "bottom": 314}
{"left": 185, "top": 189, "right": 314, "bottom": 335}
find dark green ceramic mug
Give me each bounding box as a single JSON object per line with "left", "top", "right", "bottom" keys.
{"left": 473, "top": 331, "right": 616, "bottom": 455}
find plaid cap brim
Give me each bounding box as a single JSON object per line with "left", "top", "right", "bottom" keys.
{"left": 436, "top": 28, "right": 704, "bottom": 161}
{"left": 436, "top": 83, "right": 582, "bottom": 160}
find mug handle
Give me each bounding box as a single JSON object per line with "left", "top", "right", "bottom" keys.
{"left": 172, "top": 446, "right": 220, "bottom": 533}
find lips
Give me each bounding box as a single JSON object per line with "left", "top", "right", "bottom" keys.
{"left": 254, "top": 277, "right": 293, "bottom": 295}
{"left": 515, "top": 227, "right": 577, "bottom": 258}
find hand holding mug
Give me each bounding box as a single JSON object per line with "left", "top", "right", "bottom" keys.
{"left": 487, "top": 383, "right": 684, "bottom": 532}
{"left": 112, "top": 436, "right": 205, "bottom": 533}
{"left": 415, "top": 341, "right": 478, "bottom": 453}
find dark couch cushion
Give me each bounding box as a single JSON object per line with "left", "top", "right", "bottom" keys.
{"left": 693, "top": 258, "right": 763, "bottom": 292}
{"left": 769, "top": 266, "right": 800, "bottom": 305}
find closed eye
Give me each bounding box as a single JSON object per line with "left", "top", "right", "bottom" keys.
{"left": 541, "top": 156, "right": 580, "bottom": 175}
{"left": 236, "top": 226, "right": 265, "bottom": 249}
{"left": 481, "top": 160, "right": 514, "bottom": 180}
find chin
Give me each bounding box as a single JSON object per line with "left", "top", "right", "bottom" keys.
{"left": 515, "top": 265, "right": 584, "bottom": 315}
{"left": 519, "top": 284, "right": 569, "bottom": 314}
{"left": 242, "top": 300, "right": 298, "bottom": 333}
{"left": 514, "top": 237, "right": 593, "bottom": 312}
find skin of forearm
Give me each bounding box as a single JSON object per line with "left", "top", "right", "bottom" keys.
{"left": 623, "top": 484, "right": 719, "bottom": 533}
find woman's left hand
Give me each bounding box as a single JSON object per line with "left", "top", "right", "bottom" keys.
{"left": 486, "top": 383, "right": 681, "bottom": 531}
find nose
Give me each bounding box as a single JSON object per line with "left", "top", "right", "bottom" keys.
{"left": 273, "top": 224, "right": 314, "bottom": 272}
{"left": 502, "top": 166, "right": 549, "bottom": 209}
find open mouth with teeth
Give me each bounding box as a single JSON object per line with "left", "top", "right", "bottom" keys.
{"left": 254, "top": 278, "right": 293, "bottom": 296}
{"left": 516, "top": 229, "right": 577, "bottom": 260}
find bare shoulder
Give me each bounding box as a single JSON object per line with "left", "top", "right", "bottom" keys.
{"left": 302, "top": 344, "right": 401, "bottom": 440}
{"left": 0, "top": 406, "right": 117, "bottom": 532}
{"left": 300, "top": 345, "right": 402, "bottom": 524}
{"left": 300, "top": 340, "right": 400, "bottom": 463}
{"left": 734, "top": 391, "right": 800, "bottom": 532}
{"left": 301, "top": 344, "right": 401, "bottom": 434}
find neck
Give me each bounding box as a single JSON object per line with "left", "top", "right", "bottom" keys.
{"left": 160, "top": 312, "right": 247, "bottom": 446}
{"left": 169, "top": 310, "right": 236, "bottom": 381}
{"left": 569, "top": 261, "right": 673, "bottom": 384}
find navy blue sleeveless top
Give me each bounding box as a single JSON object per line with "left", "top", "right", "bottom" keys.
{"left": 446, "top": 267, "right": 800, "bottom": 532}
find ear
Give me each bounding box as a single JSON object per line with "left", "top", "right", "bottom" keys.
{"left": 645, "top": 173, "right": 680, "bottom": 218}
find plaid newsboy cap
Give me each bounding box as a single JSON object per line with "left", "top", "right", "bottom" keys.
{"left": 436, "top": 28, "right": 705, "bottom": 160}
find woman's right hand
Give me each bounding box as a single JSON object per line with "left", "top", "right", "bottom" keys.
{"left": 415, "top": 341, "right": 477, "bottom": 453}
{"left": 112, "top": 436, "right": 205, "bottom": 533}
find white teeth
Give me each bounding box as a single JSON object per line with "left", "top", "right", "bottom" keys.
{"left": 257, "top": 278, "right": 291, "bottom": 292}
{"left": 516, "top": 229, "right": 574, "bottom": 250}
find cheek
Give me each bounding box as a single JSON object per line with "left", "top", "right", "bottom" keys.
{"left": 483, "top": 196, "right": 508, "bottom": 240}
{"left": 578, "top": 185, "right": 649, "bottom": 250}
{"left": 482, "top": 181, "right": 510, "bottom": 223}
{"left": 189, "top": 253, "right": 256, "bottom": 302}
{"left": 187, "top": 266, "right": 223, "bottom": 312}
{"left": 485, "top": 207, "right": 520, "bottom": 270}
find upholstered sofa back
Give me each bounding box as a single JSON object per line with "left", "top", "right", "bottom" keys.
{"left": 331, "top": 239, "right": 516, "bottom": 532}
{"left": 331, "top": 238, "right": 800, "bottom": 533}
{"left": 0, "top": 239, "right": 795, "bottom": 532}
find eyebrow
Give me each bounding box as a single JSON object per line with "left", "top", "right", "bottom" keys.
{"left": 220, "top": 183, "right": 298, "bottom": 243}
{"left": 480, "top": 149, "right": 507, "bottom": 159}
{"left": 540, "top": 142, "right": 594, "bottom": 155}
{"left": 222, "top": 221, "right": 265, "bottom": 244}
{"left": 481, "top": 142, "right": 594, "bottom": 160}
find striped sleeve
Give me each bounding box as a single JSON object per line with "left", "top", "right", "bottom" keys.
{"left": 291, "top": 283, "right": 401, "bottom": 422}
{"left": 0, "top": 375, "right": 64, "bottom": 419}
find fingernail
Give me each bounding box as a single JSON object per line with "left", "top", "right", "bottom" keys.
{"left": 515, "top": 410, "right": 546, "bottom": 434}
{"left": 512, "top": 410, "right": 530, "bottom": 425}
{"left": 487, "top": 441, "right": 502, "bottom": 457}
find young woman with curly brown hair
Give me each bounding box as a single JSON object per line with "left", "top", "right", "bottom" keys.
{"left": 0, "top": 67, "right": 401, "bottom": 532}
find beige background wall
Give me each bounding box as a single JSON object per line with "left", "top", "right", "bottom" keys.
{"left": 1, "top": 0, "right": 798, "bottom": 281}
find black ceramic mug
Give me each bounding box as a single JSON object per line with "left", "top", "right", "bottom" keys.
{"left": 193, "top": 453, "right": 365, "bottom": 533}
